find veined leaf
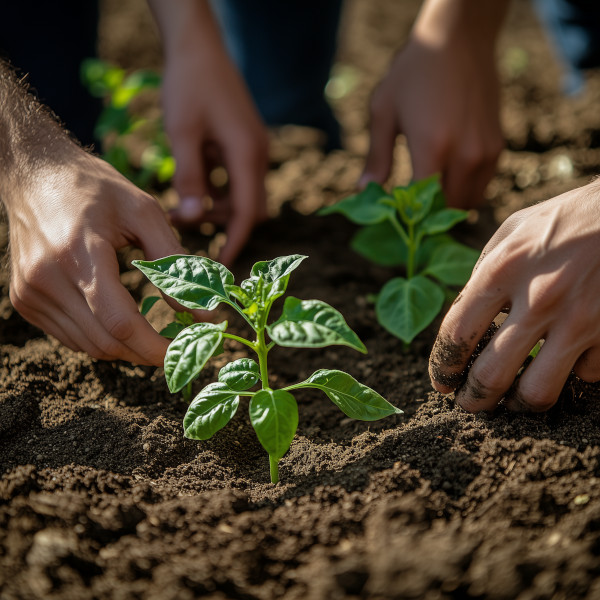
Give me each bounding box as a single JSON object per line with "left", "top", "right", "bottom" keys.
{"left": 292, "top": 369, "right": 401, "bottom": 420}
{"left": 249, "top": 389, "right": 298, "bottom": 460}
{"left": 164, "top": 321, "right": 227, "bottom": 393}
{"left": 218, "top": 358, "right": 260, "bottom": 391}
{"left": 319, "top": 182, "right": 394, "bottom": 225}
{"left": 183, "top": 382, "right": 240, "bottom": 440}
{"left": 240, "top": 273, "right": 290, "bottom": 306}
{"left": 376, "top": 276, "right": 444, "bottom": 343}
{"left": 268, "top": 297, "right": 366, "bottom": 353}
{"left": 132, "top": 255, "right": 234, "bottom": 311}
{"left": 251, "top": 255, "right": 307, "bottom": 283}
{"left": 423, "top": 243, "right": 479, "bottom": 286}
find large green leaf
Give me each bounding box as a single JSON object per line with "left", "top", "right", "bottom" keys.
{"left": 249, "top": 389, "right": 298, "bottom": 460}
{"left": 376, "top": 276, "right": 444, "bottom": 343}
{"left": 351, "top": 221, "right": 407, "bottom": 267}
{"left": 183, "top": 382, "right": 240, "bottom": 440}
{"left": 292, "top": 369, "right": 401, "bottom": 420}
{"left": 250, "top": 255, "right": 307, "bottom": 283}
{"left": 268, "top": 297, "right": 366, "bottom": 353}
{"left": 423, "top": 243, "right": 480, "bottom": 286}
{"left": 132, "top": 255, "right": 234, "bottom": 311}
{"left": 319, "top": 182, "right": 394, "bottom": 225}
{"left": 164, "top": 321, "right": 227, "bottom": 393}
{"left": 418, "top": 208, "right": 469, "bottom": 236}
{"left": 218, "top": 358, "right": 260, "bottom": 391}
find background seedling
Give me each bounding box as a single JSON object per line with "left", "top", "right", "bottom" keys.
{"left": 320, "top": 176, "right": 480, "bottom": 345}
{"left": 134, "top": 254, "right": 401, "bottom": 483}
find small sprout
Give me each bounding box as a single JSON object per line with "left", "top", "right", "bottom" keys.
{"left": 134, "top": 254, "right": 401, "bottom": 483}
{"left": 320, "top": 175, "right": 479, "bottom": 344}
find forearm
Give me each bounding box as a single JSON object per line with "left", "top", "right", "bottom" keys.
{"left": 0, "top": 60, "right": 80, "bottom": 207}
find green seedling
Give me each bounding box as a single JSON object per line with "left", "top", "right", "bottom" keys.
{"left": 134, "top": 254, "right": 401, "bottom": 483}
{"left": 320, "top": 175, "right": 479, "bottom": 344}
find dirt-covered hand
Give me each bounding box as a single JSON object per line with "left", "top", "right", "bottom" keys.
{"left": 6, "top": 153, "right": 188, "bottom": 366}
{"left": 429, "top": 181, "right": 600, "bottom": 412}
{"left": 360, "top": 0, "right": 507, "bottom": 209}
{"left": 150, "top": 0, "right": 268, "bottom": 267}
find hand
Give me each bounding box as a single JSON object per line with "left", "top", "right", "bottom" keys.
{"left": 152, "top": 0, "right": 269, "bottom": 266}
{"left": 7, "top": 152, "right": 189, "bottom": 366}
{"left": 429, "top": 181, "right": 600, "bottom": 412}
{"left": 360, "top": 1, "right": 506, "bottom": 209}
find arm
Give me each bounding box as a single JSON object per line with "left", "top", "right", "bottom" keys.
{"left": 361, "top": 0, "right": 510, "bottom": 209}
{"left": 0, "top": 60, "right": 187, "bottom": 365}
{"left": 429, "top": 179, "right": 600, "bottom": 412}
{"left": 147, "top": 0, "right": 269, "bottom": 266}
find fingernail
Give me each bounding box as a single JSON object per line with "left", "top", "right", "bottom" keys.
{"left": 175, "top": 196, "right": 204, "bottom": 221}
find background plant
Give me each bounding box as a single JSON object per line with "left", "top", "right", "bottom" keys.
{"left": 134, "top": 254, "right": 401, "bottom": 483}
{"left": 320, "top": 176, "right": 480, "bottom": 344}
{"left": 81, "top": 58, "right": 174, "bottom": 188}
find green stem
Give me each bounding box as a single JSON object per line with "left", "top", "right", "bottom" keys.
{"left": 255, "top": 327, "right": 270, "bottom": 390}
{"left": 269, "top": 454, "right": 279, "bottom": 484}
{"left": 389, "top": 214, "right": 410, "bottom": 246}
{"left": 182, "top": 381, "right": 193, "bottom": 402}
{"left": 222, "top": 332, "right": 255, "bottom": 350}
{"left": 407, "top": 221, "right": 416, "bottom": 279}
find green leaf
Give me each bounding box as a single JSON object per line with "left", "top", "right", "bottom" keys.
{"left": 268, "top": 297, "right": 366, "bottom": 353}
{"left": 132, "top": 255, "right": 234, "bottom": 311}
{"left": 159, "top": 322, "right": 186, "bottom": 339}
{"left": 164, "top": 321, "right": 227, "bottom": 393}
{"left": 183, "top": 382, "right": 240, "bottom": 440}
{"left": 292, "top": 369, "right": 401, "bottom": 420}
{"left": 240, "top": 274, "right": 290, "bottom": 306}
{"left": 418, "top": 208, "right": 469, "bottom": 236}
{"left": 423, "top": 243, "right": 480, "bottom": 286}
{"left": 249, "top": 389, "right": 298, "bottom": 460}
{"left": 351, "top": 221, "right": 407, "bottom": 267}
{"left": 376, "top": 276, "right": 444, "bottom": 343}
{"left": 175, "top": 311, "right": 195, "bottom": 326}
{"left": 319, "top": 182, "right": 395, "bottom": 225}
{"left": 251, "top": 255, "right": 307, "bottom": 282}
{"left": 218, "top": 358, "right": 260, "bottom": 391}
{"left": 140, "top": 296, "right": 161, "bottom": 316}
{"left": 395, "top": 175, "right": 440, "bottom": 224}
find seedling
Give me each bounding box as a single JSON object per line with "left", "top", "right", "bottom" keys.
{"left": 134, "top": 254, "right": 401, "bottom": 483}
{"left": 320, "top": 176, "right": 479, "bottom": 344}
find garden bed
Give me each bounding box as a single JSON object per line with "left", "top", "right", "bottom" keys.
{"left": 2, "top": 0, "right": 600, "bottom": 598}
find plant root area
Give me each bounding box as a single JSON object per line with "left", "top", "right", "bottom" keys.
{"left": 2, "top": 1, "right": 600, "bottom": 598}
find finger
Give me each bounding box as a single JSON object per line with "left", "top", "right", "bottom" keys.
{"left": 359, "top": 87, "right": 398, "bottom": 188}
{"left": 454, "top": 310, "right": 546, "bottom": 412}
{"left": 573, "top": 346, "right": 600, "bottom": 382}
{"left": 443, "top": 146, "right": 489, "bottom": 210}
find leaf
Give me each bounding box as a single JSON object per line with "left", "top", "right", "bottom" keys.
{"left": 159, "top": 322, "right": 186, "bottom": 339}
{"left": 351, "top": 221, "right": 407, "bottom": 267}
{"left": 183, "top": 382, "right": 240, "bottom": 440}
{"left": 268, "top": 297, "right": 366, "bottom": 353}
{"left": 132, "top": 255, "right": 234, "bottom": 311}
{"left": 251, "top": 255, "right": 307, "bottom": 283}
{"left": 164, "top": 321, "right": 227, "bottom": 393}
{"left": 240, "top": 274, "right": 290, "bottom": 306}
{"left": 140, "top": 296, "right": 161, "bottom": 316}
{"left": 419, "top": 208, "right": 469, "bottom": 236}
{"left": 395, "top": 175, "right": 440, "bottom": 224}
{"left": 293, "top": 369, "right": 402, "bottom": 420}
{"left": 218, "top": 358, "right": 260, "bottom": 391}
{"left": 423, "top": 243, "right": 480, "bottom": 286}
{"left": 249, "top": 389, "right": 298, "bottom": 460}
{"left": 319, "top": 182, "right": 395, "bottom": 225}
{"left": 376, "top": 276, "right": 445, "bottom": 343}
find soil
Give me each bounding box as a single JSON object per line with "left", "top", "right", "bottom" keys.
{"left": 2, "top": 1, "right": 600, "bottom": 599}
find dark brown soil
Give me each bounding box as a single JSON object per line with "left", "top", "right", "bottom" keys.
{"left": 3, "top": 1, "right": 600, "bottom": 599}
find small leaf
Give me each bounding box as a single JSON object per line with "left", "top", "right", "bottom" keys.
{"left": 251, "top": 255, "right": 307, "bottom": 283}
{"left": 249, "top": 389, "right": 298, "bottom": 460}
{"left": 395, "top": 175, "right": 440, "bottom": 224}
{"left": 164, "top": 321, "right": 227, "bottom": 393}
{"left": 159, "top": 322, "right": 186, "bottom": 339}
{"left": 132, "top": 255, "right": 234, "bottom": 311}
{"left": 376, "top": 276, "right": 444, "bottom": 343}
{"left": 419, "top": 208, "right": 469, "bottom": 236}
{"left": 175, "top": 311, "right": 195, "bottom": 326}
{"left": 140, "top": 296, "right": 161, "bottom": 316}
{"left": 293, "top": 369, "right": 401, "bottom": 420}
{"left": 241, "top": 274, "right": 290, "bottom": 305}
{"left": 268, "top": 297, "right": 366, "bottom": 353}
{"left": 351, "top": 221, "right": 407, "bottom": 267}
{"left": 183, "top": 382, "right": 240, "bottom": 440}
{"left": 319, "top": 182, "right": 395, "bottom": 225}
{"left": 218, "top": 358, "right": 260, "bottom": 391}
{"left": 423, "top": 243, "right": 480, "bottom": 286}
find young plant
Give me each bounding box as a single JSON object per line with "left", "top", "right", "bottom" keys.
{"left": 320, "top": 175, "right": 479, "bottom": 344}
{"left": 133, "top": 254, "right": 401, "bottom": 483}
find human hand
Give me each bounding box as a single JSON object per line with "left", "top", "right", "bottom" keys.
{"left": 6, "top": 152, "right": 190, "bottom": 366}
{"left": 360, "top": 1, "right": 507, "bottom": 209}
{"left": 429, "top": 181, "right": 600, "bottom": 412}
{"left": 151, "top": 0, "right": 268, "bottom": 267}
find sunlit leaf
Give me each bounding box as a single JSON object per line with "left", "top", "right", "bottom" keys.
{"left": 183, "top": 382, "right": 239, "bottom": 440}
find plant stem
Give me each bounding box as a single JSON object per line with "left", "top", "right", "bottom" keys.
{"left": 182, "top": 381, "right": 193, "bottom": 402}
{"left": 255, "top": 328, "right": 270, "bottom": 390}
{"left": 222, "top": 332, "right": 255, "bottom": 350}
{"left": 269, "top": 454, "right": 279, "bottom": 484}
{"left": 407, "top": 221, "right": 416, "bottom": 279}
